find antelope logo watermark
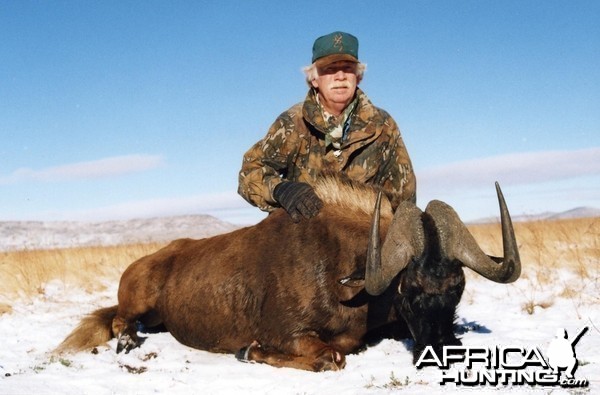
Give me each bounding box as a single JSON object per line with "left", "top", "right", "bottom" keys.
{"left": 416, "top": 327, "right": 589, "bottom": 388}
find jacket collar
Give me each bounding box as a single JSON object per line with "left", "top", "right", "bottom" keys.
{"left": 302, "top": 88, "right": 380, "bottom": 146}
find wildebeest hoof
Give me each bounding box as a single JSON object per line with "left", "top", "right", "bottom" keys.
{"left": 314, "top": 349, "right": 346, "bottom": 371}
{"left": 235, "top": 340, "right": 261, "bottom": 362}
{"left": 116, "top": 333, "right": 137, "bottom": 354}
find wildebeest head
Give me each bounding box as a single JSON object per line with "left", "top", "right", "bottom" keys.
{"left": 364, "top": 183, "right": 521, "bottom": 363}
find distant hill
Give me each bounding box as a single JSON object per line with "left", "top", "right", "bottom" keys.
{"left": 2, "top": 207, "right": 598, "bottom": 251}
{"left": 0, "top": 215, "right": 240, "bottom": 251}
{"left": 469, "top": 206, "right": 600, "bottom": 224}
{"left": 546, "top": 207, "right": 600, "bottom": 220}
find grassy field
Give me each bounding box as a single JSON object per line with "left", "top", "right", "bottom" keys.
{"left": 0, "top": 217, "right": 598, "bottom": 315}
{"left": 0, "top": 242, "right": 164, "bottom": 313}
{"left": 467, "top": 217, "right": 599, "bottom": 316}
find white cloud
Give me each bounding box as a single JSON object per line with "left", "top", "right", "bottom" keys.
{"left": 0, "top": 154, "right": 165, "bottom": 184}
{"left": 418, "top": 147, "right": 600, "bottom": 192}
{"left": 8, "top": 148, "right": 598, "bottom": 225}
{"left": 410, "top": 148, "right": 600, "bottom": 222}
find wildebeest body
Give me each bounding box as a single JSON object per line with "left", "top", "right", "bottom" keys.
{"left": 115, "top": 200, "right": 392, "bottom": 362}
{"left": 57, "top": 177, "right": 520, "bottom": 371}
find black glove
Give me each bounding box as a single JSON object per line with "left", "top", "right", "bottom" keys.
{"left": 273, "top": 181, "right": 323, "bottom": 222}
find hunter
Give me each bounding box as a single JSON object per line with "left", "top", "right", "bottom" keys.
{"left": 238, "top": 31, "right": 416, "bottom": 222}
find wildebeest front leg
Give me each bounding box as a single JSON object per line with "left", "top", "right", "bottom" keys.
{"left": 237, "top": 336, "right": 346, "bottom": 372}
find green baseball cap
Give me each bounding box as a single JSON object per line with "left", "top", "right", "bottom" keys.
{"left": 312, "top": 31, "right": 359, "bottom": 66}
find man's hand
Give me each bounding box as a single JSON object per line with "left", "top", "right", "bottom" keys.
{"left": 273, "top": 181, "right": 323, "bottom": 222}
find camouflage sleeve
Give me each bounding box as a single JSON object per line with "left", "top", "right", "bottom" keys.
{"left": 377, "top": 115, "right": 417, "bottom": 208}
{"left": 237, "top": 112, "right": 300, "bottom": 212}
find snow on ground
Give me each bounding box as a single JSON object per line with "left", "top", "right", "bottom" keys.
{"left": 1, "top": 271, "right": 598, "bottom": 395}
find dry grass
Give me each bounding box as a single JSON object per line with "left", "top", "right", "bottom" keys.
{"left": 467, "top": 217, "right": 600, "bottom": 315}
{"left": 468, "top": 217, "right": 599, "bottom": 273}
{"left": 0, "top": 243, "right": 164, "bottom": 306}
{"left": 0, "top": 217, "right": 598, "bottom": 315}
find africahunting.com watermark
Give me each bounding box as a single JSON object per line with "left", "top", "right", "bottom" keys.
{"left": 416, "top": 327, "right": 589, "bottom": 388}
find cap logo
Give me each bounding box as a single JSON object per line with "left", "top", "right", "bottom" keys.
{"left": 333, "top": 33, "right": 344, "bottom": 52}
{"left": 312, "top": 31, "right": 358, "bottom": 63}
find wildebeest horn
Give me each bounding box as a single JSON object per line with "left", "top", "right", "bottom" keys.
{"left": 365, "top": 191, "right": 425, "bottom": 295}
{"left": 425, "top": 182, "right": 521, "bottom": 283}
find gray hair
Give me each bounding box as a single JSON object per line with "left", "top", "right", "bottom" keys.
{"left": 302, "top": 62, "right": 367, "bottom": 87}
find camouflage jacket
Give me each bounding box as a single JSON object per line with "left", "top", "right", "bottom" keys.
{"left": 238, "top": 88, "right": 416, "bottom": 212}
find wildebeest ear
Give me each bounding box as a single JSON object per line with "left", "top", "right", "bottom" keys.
{"left": 338, "top": 276, "right": 365, "bottom": 287}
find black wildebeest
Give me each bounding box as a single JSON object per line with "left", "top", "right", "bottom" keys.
{"left": 56, "top": 177, "right": 520, "bottom": 371}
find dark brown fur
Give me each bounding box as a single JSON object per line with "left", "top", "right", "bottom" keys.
{"left": 56, "top": 179, "right": 397, "bottom": 371}
{"left": 56, "top": 177, "right": 518, "bottom": 371}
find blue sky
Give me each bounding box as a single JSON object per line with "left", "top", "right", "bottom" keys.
{"left": 1, "top": 1, "right": 598, "bottom": 225}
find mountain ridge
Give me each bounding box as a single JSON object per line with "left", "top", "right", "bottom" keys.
{"left": 468, "top": 206, "right": 600, "bottom": 224}
{"left": 2, "top": 206, "right": 598, "bottom": 251}
{"left": 0, "top": 214, "right": 240, "bottom": 251}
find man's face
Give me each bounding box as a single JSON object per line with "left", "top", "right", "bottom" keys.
{"left": 311, "top": 60, "right": 359, "bottom": 115}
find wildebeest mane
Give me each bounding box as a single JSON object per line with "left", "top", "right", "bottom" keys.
{"left": 312, "top": 175, "right": 393, "bottom": 219}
